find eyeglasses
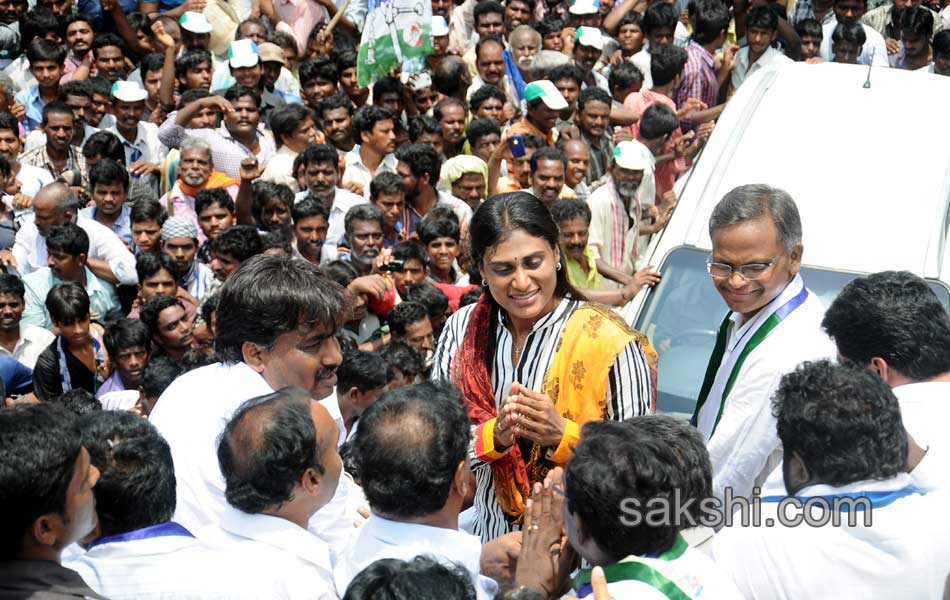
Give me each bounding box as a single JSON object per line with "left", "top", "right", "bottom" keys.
{"left": 706, "top": 258, "right": 776, "bottom": 281}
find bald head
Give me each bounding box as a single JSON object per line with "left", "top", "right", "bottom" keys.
{"left": 33, "top": 182, "right": 77, "bottom": 237}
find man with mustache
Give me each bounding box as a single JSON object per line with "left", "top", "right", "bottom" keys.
{"left": 294, "top": 143, "right": 367, "bottom": 263}
{"left": 576, "top": 86, "right": 615, "bottom": 185}
{"left": 160, "top": 137, "right": 239, "bottom": 243}
{"left": 150, "top": 255, "right": 356, "bottom": 556}
{"left": 160, "top": 216, "right": 215, "bottom": 301}
{"left": 573, "top": 26, "right": 610, "bottom": 91}
{"left": 342, "top": 104, "right": 398, "bottom": 200}
{"left": 509, "top": 25, "right": 541, "bottom": 80}
{"left": 0, "top": 274, "right": 54, "bottom": 370}
{"left": 319, "top": 93, "right": 356, "bottom": 153}
{"left": 467, "top": 35, "right": 519, "bottom": 104}
{"left": 342, "top": 204, "right": 386, "bottom": 277}
{"left": 585, "top": 140, "right": 655, "bottom": 289}
{"left": 507, "top": 80, "right": 567, "bottom": 146}
{"left": 158, "top": 86, "right": 277, "bottom": 181}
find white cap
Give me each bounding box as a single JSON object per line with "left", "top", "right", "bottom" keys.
{"left": 432, "top": 15, "right": 449, "bottom": 37}
{"left": 228, "top": 39, "right": 260, "bottom": 69}
{"left": 110, "top": 80, "right": 148, "bottom": 102}
{"left": 575, "top": 26, "right": 605, "bottom": 50}
{"left": 524, "top": 80, "right": 569, "bottom": 110}
{"left": 612, "top": 140, "right": 651, "bottom": 170}
{"left": 569, "top": 0, "right": 600, "bottom": 15}
{"left": 179, "top": 11, "right": 212, "bottom": 34}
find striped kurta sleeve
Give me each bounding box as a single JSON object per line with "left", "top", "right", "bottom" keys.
{"left": 605, "top": 337, "right": 653, "bottom": 421}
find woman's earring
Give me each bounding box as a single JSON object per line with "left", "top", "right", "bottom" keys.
{"left": 556, "top": 262, "right": 562, "bottom": 271}
{"left": 481, "top": 279, "right": 488, "bottom": 287}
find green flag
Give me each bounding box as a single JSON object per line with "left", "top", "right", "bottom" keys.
{"left": 357, "top": 0, "right": 434, "bottom": 88}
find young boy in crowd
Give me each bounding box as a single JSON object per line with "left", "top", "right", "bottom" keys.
{"left": 796, "top": 18, "right": 824, "bottom": 60}
{"left": 730, "top": 6, "right": 792, "bottom": 93}
{"left": 369, "top": 172, "right": 406, "bottom": 248}
{"left": 208, "top": 225, "right": 263, "bottom": 282}
{"left": 832, "top": 21, "right": 866, "bottom": 64}
{"left": 137, "top": 355, "right": 183, "bottom": 416}
{"left": 391, "top": 242, "right": 429, "bottom": 298}
{"left": 536, "top": 15, "right": 566, "bottom": 52}
{"left": 194, "top": 188, "right": 236, "bottom": 263}
{"left": 419, "top": 218, "right": 467, "bottom": 287}
{"left": 15, "top": 39, "right": 66, "bottom": 133}
{"left": 379, "top": 340, "right": 425, "bottom": 390}
{"left": 251, "top": 182, "right": 294, "bottom": 234}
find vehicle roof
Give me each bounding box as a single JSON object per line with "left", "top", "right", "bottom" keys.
{"left": 658, "top": 62, "right": 950, "bottom": 279}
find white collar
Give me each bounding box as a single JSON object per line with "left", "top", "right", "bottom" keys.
{"left": 796, "top": 473, "right": 916, "bottom": 498}
{"left": 220, "top": 506, "right": 333, "bottom": 572}
{"left": 727, "top": 273, "right": 805, "bottom": 352}
{"left": 360, "top": 515, "right": 482, "bottom": 574}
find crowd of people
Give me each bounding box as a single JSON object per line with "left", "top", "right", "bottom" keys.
{"left": 0, "top": 0, "right": 948, "bottom": 597}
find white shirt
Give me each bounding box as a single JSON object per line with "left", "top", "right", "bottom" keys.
{"left": 731, "top": 46, "right": 793, "bottom": 90}
{"left": 712, "top": 474, "right": 950, "bottom": 599}
{"left": 11, "top": 215, "right": 138, "bottom": 285}
{"left": 0, "top": 323, "right": 54, "bottom": 370}
{"left": 820, "top": 19, "right": 890, "bottom": 67}
{"left": 334, "top": 514, "right": 498, "bottom": 599}
{"left": 340, "top": 145, "right": 397, "bottom": 200}
{"left": 319, "top": 391, "right": 358, "bottom": 447}
{"left": 294, "top": 187, "right": 367, "bottom": 262}
{"left": 260, "top": 145, "right": 300, "bottom": 192}
{"left": 699, "top": 274, "right": 836, "bottom": 502}
{"left": 64, "top": 523, "right": 276, "bottom": 599}
{"left": 149, "top": 361, "right": 359, "bottom": 561}
{"left": 199, "top": 507, "right": 336, "bottom": 600}
{"left": 15, "top": 163, "right": 54, "bottom": 198}
{"left": 106, "top": 121, "right": 168, "bottom": 166}
{"left": 893, "top": 381, "right": 950, "bottom": 491}
{"left": 573, "top": 545, "right": 742, "bottom": 599}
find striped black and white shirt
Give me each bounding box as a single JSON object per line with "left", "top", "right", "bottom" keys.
{"left": 432, "top": 296, "right": 653, "bottom": 542}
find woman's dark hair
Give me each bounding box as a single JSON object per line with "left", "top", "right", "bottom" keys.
{"left": 342, "top": 556, "right": 476, "bottom": 600}
{"left": 469, "top": 192, "right": 579, "bottom": 313}
{"left": 46, "top": 281, "right": 90, "bottom": 326}
{"left": 0, "top": 404, "right": 82, "bottom": 560}
{"left": 215, "top": 255, "right": 346, "bottom": 363}
{"left": 353, "top": 381, "right": 470, "bottom": 519}
{"left": 218, "top": 388, "right": 325, "bottom": 514}
{"left": 103, "top": 317, "right": 151, "bottom": 357}
{"left": 773, "top": 360, "right": 907, "bottom": 487}
{"left": 78, "top": 411, "right": 175, "bottom": 538}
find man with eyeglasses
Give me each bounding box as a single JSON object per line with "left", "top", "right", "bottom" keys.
{"left": 693, "top": 184, "right": 835, "bottom": 504}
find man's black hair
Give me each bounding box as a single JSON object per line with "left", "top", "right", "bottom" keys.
{"left": 298, "top": 143, "right": 339, "bottom": 170}
{"left": 535, "top": 14, "right": 565, "bottom": 36}
{"left": 223, "top": 84, "right": 261, "bottom": 108}
{"left": 550, "top": 198, "right": 592, "bottom": 226}
{"left": 299, "top": 58, "right": 339, "bottom": 87}
{"left": 419, "top": 218, "right": 460, "bottom": 246}
{"left": 270, "top": 104, "right": 314, "bottom": 146}
{"left": 548, "top": 64, "right": 585, "bottom": 87}
{"left": 45, "top": 223, "right": 89, "bottom": 257}
{"left": 130, "top": 198, "right": 167, "bottom": 227}
{"left": 218, "top": 388, "right": 328, "bottom": 513}
{"left": 139, "top": 294, "right": 184, "bottom": 338}
{"left": 78, "top": 411, "right": 175, "bottom": 538}
{"left": 135, "top": 252, "right": 178, "bottom": 284}
{"left": 140, "top": 52, "right": 165, "bottom": 75}
{"left": 639, "top": 102, "right": 680, "bottom": 139}
{"left": 342, "top": 556, "right": 476, "bottom": 600}
{"left": 41, "top": 100, "right": 74, "bottom": 127}
{"left": 469, "top": 84, "right": 507, "bottom": 115}
{"left": 319, "top": 92, "right": 355, "bottom": 118}
{"left": 433, "top": 97, "right": 467, "bottom": 123}
{"left": 320, "top": 259, "right": 360, "bottom": 288}
{"left": 747, "top": 4, "right": 779, "bottom": 31}
{"left": 465, "top": 117, "right": 501, "bottom": 149}
{"left": 215, "top": 255, "right": 346, "bottom": 363}
{"left": 823, "top": 271, "right": 950, "bottom": 379}
{"left": 103, "top": 317, "right": 151, "bottom": 357}
{"left": 565, "top": 420, "right": 683, "bottom": 562}
{"left": 27, "top": 38, "right": 66, "bottom": 65}
{"left": 292, "top": 195, "right": 331, "bottom": 223}
{"left": 773, "top": 360, "right": 907, "bottom": 487}
{"left": 92, "top": 32, "right": 127, "bottom": 57}
{"left": 338, "top": 350, "right": 390, "bottom": 395}
{"left": 0, "top": 403, "right": 82, "bottom": 560}
{"left": 832, "top": 20, "right": 866, "bottom": 46}
{"left": 344, "top": 204, "right": 384, "bottom": 239}
{"left": 46, "top": 282, "right": 89, "bottom": 325}
{"left": 141, "top": 355, "right": 183, "bottom": 399}
{"left": 370, "top": 171, "right": 405, "bottom": 201}
{"left": 529, "top": 146, "right": 566, "bottom": 172}
{"left": 650, "top": 44, "right": 689, "bottom": 87}
{"left": 933, "top": 29, "right": 950, "bottom": 58}
{"left": 459, "top": 286, "right": 483, "bottom": 307}
{"left": 0, "top": 273, "right": 25, "bottom": 301}
{"left": 55, "top": 389, "right": 102, "bottom": 416}
{"left": 174, "top": 50, "right": 213, "bottom": 81}
{"left": 432, "top": 56, "right": 468, "bottom": 97}
{"left": 89, "top": 158, "right": 129, "bottom": 193}
{"left": 58, "top": 80, "right": 92, "bottom": 102}
{"left": 404, "top": 282, "right": 449, "bottom": 318}
{"left": 195, "top": 187, "right": 234, "bottom": 215}
{"left": 642, "top": 2, "right": 677, "bottom": 35}
{"left": 899, "top": 5, "right": 934, "bottom": 38}
{"left": 372, "top": 76, "right": 403, "bottom": 101}
{"left": 795, "top": 17, "right": 823, "bottom": 39}
{"left": 474, "top": 0, "right": 505, "bottom": 25}
{"left": 394, "top": 143, "right": 441, "bottom": 185}
{"left": 379, "top": 339, "right": 425, "bottom": 380}
{"left": 353, "top": 104, "right": 394, "bottom": 139}
{"left": 82, "top": 131, "right": 125, "bottom": 163}
{"left": 608, "top": 62, "right": 644, "bottom": 95}
{"left": 392, "top": 241, "right": 428, "bottom": 266}
{"left": 388, "top": 301, "right": 430, "bottom": 338}
{"left": 353, "top": 381, "right": 470, "bottom": 518}
{"left": 19, "top": 9, "right": 62, "bottom": 53}
{"left": 210, "top": 224, "right": 264, "bottom": 262}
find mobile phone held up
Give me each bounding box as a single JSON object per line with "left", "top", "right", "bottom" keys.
{"left": 509, "top": 134, "right": 526, "bottom": 158}
{"left": 379, "top": 260, "right": 405, "bottom": 273}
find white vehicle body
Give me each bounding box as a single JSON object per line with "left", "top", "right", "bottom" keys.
{"left": 620, "top": 62, "right": 950, "bottom": 416}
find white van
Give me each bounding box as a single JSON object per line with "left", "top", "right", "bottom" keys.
{"left": 620, "top": 61, "right": 950, "bottom": 418}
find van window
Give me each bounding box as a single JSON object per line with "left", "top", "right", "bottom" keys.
{"left": 635, "top": 246, "right": 950, "bottom": 418}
